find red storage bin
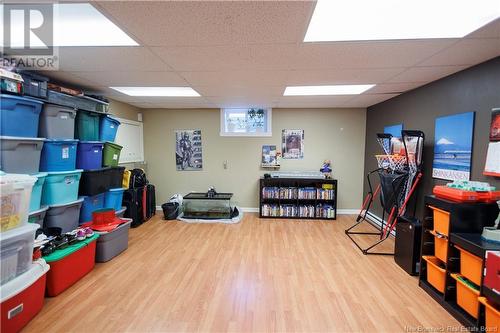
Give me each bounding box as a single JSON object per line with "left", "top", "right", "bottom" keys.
{"left": 1, "top": 260, "right": 49, "bottom": 333}
{"left": 43, "top": 234, "right": 99, "bottom": 297}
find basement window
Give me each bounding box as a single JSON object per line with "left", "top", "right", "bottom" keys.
{"left": 220, "top": 108, "right": 272, "bottom": 137}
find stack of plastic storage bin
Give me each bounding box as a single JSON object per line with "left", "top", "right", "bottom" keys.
{"left": 0, "top": 173, "right": 50, "bottom": 332}
{"left": 38, "top": 102, "right": 83, "bottom": 234}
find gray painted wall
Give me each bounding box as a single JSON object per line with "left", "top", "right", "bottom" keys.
{"left": 364, "top": 57, "right": 500, "bottom": 220}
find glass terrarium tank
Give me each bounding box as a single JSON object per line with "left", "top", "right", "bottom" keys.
{"left": 182, "top": 193, "right": 233, "bottom": 219}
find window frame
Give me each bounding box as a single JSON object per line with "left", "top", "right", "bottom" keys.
{"left": 219, "top": 108, "right": 272, "bottom": 137}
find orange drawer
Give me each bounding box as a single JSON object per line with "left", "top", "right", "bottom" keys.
{"left": 430, "top": 230, "right": 448, "bottom": 263}
{"left": 478, "top": 297, "right": 500, "bottom": 331}
{"left": 455, "top": 246, "right": 483, "bottom": 286}
{"left": 423, "top": 256, "right": 446, "bottom": 293}
{"left": 451, "top": 273, "right": 480, "bottom": 319}
{"left": 429, "top": 206, "right": 450, "bottom": 236}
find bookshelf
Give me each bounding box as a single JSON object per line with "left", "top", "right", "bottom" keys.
{"left": 259, "top": 177, "right": 337, "bottom": 220}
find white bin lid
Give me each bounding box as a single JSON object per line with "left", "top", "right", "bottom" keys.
{"left": 0, "top": 223, "right": 38, "bottom": 242}
{"left": 0, "top": 173, "right": 37, "bottom": 186}
{"left": 0, "top": 259, "right": 49, "bottom": 302}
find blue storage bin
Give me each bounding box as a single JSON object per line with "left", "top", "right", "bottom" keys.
{"left": 99, "top": 116, "right": 121, "bottom": 142}
{"left": 29, "top": 172, "right": 48, "bottom": 212}
{"left": 0, "top": 94, "right": 43, "bottom": 137}
{"left": 104, "top": 188, "right": 125, "bottom": 211}
{"left": 40, "top": 139, "right": 78, "bottom": 172}
{"left": 79, "top": 193, "right": 105, "bottom": 224}
{"left": 76, "top": 141, "right": 103, "bottom": 170}
{"left": 41, "top": 170, "right": 82, "bottom": 206}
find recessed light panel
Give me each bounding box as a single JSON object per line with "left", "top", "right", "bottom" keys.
{"left": 304, "top": 0, "right": 500, "bottom": 42}
{"left": 283, "top": 85, "right": 375, "bottom": 96}
{"left": 110, "top": 87, "right": 201, "bottom": 97}
{"left": 0, "top": 3, "right": 138, "bottom": 47}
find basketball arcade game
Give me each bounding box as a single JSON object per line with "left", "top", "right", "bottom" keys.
{"left": 345, "top": 130, "right": 425, "bottom": 255}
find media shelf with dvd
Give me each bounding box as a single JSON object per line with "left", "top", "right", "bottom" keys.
{"left": 259, "top": 177, "right": 337, "bottom": 220}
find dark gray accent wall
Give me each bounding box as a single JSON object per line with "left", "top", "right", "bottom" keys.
{"left": 364, "top": 57, "right": 500, "bottom": 220}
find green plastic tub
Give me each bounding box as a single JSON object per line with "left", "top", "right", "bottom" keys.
{"left": 75, "top": 110, "right": 100, "bottom": 141}
{"left": 102, "top": 142, "right": 123, "bottom": 167}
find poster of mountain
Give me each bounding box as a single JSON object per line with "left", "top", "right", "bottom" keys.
{"left": 282, "top": 129, "right": 304, "bottom": 159}
{"left": 175, "top": 130, "right": 203, "bottom": 171}
{"left": 432, "top": 112, "right": 475, "bottom": 181}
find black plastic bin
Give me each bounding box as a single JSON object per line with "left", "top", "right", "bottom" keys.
{"left": 107, "top": 166, "right": 125, "bottom": 188}
{"left": 79, "top": 167, "right": 110, "bottom": 196}
{"left": 20, "top": 72, "right": 49, "bottom": 99}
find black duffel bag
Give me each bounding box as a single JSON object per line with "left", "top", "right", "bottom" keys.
{"left": 162, "top": 202, "right": 179, "bottom": 220}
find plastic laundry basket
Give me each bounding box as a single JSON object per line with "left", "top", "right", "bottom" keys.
{"left": 29, "top": 172, "right": 47, "bottom": 213}
{"left": 39, "top": 104, "right": 76, "bottom": 139}
{"left": 41, "top": 170, "right": 82, "bottom": 206}
{"left": 28, "top": 206, "right": 48, "bottom": 228}
{"left": 79, "top": 193, "right": 105, "bottom": 224}
{"left": 0, "top": 94, "right": 44, "bottom": 137}
{"left": 104, "top": 188, "right": 125, "bottom": 211}
{"left": 0, "top": 174, "right": 36, "bottom": 232}
{"left": 40, "top": 139, "right": 78, "bottom": 172}
{"left": 99, "top": 116, "right": 121, "bottom": 142}
{"left": 0, "top": 137, "right": 44, "bottom": 174}
{"left": 75, "top": 110, "right": 100, "bottom": 141}
{"left": 76, "top": 141, "right": 103, "bottom": 170}
{"left": 102, "top": 142, "right": 123, "bottom": 167}
{"left": 45, "top": 198, "right": 83, "bottom": 233}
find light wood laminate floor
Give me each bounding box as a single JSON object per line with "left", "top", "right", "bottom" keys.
{"left": 24, "top": 214, "right": 460, "bottom": 332}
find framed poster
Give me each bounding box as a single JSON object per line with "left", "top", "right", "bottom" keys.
{"left": 261, "top": 145, "right": 277, "bottom": 166}
{"left": 282, "top": 129, "right": 304, "bottom": 159}
{"left": 175, "top": 130, "right": 203, "bottom": 171}
{"left": 432, "top": 112, "right": 475, "bottom": 181}
{"left": 484, "top": 108, "right": 500, "bottom": 176}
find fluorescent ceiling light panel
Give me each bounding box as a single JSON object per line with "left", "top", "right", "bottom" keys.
{"left": 0, "top": 3, "right": 138, "bottom": 47}
{"left": 304, "top": 0, "right": 500, "bottom": 42}
{"left": 110, "top": 87, "right": 201, "bottom": 97}
{"left": 283, "top": 84, "right": 375, "bottom": 96}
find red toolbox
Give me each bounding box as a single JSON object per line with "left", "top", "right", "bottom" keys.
{"left": 1, "top": 260, "right": 50, "bottom": 333}
{"left": 43, "top": 234, "right": 99, "bottom": 297}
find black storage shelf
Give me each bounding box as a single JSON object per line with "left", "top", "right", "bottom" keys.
{"left": 419, "top": 195, "right": 500, "bottom": 331}
{"left": 259, "top": 177, "right": 337, "bottom": 220}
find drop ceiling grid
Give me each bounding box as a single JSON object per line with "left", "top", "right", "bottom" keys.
{"left": 37, "top": 2, "right": 500, "bottom": 108}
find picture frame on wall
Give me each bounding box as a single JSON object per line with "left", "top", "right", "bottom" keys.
{"left": 432, "top": 112, "right": 475, "bottom": 181}
{"left": 282, "top": 129, "right": 304, "bottom": 159}
{"left": 175, "top": 129, "right": 203, "bottom": 171}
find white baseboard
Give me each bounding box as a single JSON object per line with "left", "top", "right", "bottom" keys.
{"left": 241, "top": 207, "right": 259, "bottom": 213}
{"left": 157, "top": 206, "right": 359, "bottom": 216}
{"left": 364, "top": 211, "right": 396, "bottom": 236}
{"left": 336, "top": 209, "right": 359, "bottom": 215}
